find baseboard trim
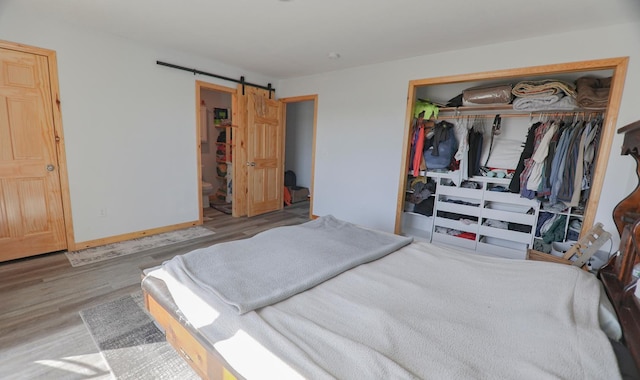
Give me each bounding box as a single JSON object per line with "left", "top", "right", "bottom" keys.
{"left": 69, "top": 220, "right": 201, "bottom": 251}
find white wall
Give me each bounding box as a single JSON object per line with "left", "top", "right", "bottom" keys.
{"left": 285, "top": 100, "right": 314, "bottom": 188}
{"left": 0, "top": 3, "right": 276, "bottom": 242}
{"left": 2, "top": 1, "right": 639, "bottom": 247}
{"left": 278, "top": 22, "right": 640, "bottom": 246}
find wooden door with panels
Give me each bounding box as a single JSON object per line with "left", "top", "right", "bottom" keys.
{"left": 233, "top": 85, "right": 284, "bottom": 217}
{"left": 0, "top": 42, "right": 69, "bottom": 261}
{"left": 247, "top": 87, "right": 284, "bottom": 216}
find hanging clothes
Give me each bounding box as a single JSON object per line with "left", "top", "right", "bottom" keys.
{"left": 409, "top": 117, "right": 435, "bottom": 176}
{"left": 520, "top": 122, "right": 552, "bottom": 199}
{"left": 453, "top": 118, "right": 471, "bottom": 183}
{"left": 508, "top": 122, "right": 541, "bottom": 193}
{"left": 582, "top": 118, "right": 602, "bottom": 192}
{"left": 526, "top": 121, "right": 559, "bottom": 191}
{"left": 557, "top": 122, "right": 587, "bottom": 205}
{"left": 411, "top": 117, "right": 425, "bottom": 176}
{"left": 467, "top": 121, "right": 485, "bottom": 177}
{"left": 549, "top": 121, "right": 581, "bottom": 205}
{"left": 541, "top": 123, "right": 565, "bottom": 197}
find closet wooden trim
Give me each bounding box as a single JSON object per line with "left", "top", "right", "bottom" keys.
{"left": 407, "top": 57, "right": 628, "bottom": 86}
{"left": 395, "top": 57, "right": 629, "bottom": 241}
{"left": 195, "top": 80, "right": 236, "bottom": 222}
{"left": 279, "top": 94, "right": 319, "bottom": 220}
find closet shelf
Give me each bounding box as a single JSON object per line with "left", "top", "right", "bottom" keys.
{"left": 436, "top": 105, "right": 606, "bottom": 117}
{"left": 539, "top": 209, "right": 585, "bottom": 217}
{"left": 410, "top": 170, "right": 513, "bottom": 185}
{"left": 439, "top": 105, "right": 512, "bottom": 113}
{"left": 411, "top": 170, "right": 459, "bottom": 178}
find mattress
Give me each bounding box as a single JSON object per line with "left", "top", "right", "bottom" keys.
{"left": 143, "top": 239, "right": 622, "bottom": 379}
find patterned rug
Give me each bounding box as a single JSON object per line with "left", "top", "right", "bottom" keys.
{"left": 212, "top": 203, "right": 232, "bottom": 215}
{"left": 80, "top": 292, "right": 198, "bottom": 380}
{"left": 65, "top": 226, "right": 215, "bottom": 267}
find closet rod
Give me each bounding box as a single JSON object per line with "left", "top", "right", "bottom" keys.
{"left": 156, "top": 61, "right": 275, "bottom": 97}
{"left": 437, "top": 111, "right": 603, "bottom": 120}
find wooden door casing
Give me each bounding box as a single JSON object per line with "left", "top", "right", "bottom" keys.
{"left": 232, "top": 85, "right": 248, "bottom": 217}
{"left": 0, "top": 45, "right": 67, "bottom": 260}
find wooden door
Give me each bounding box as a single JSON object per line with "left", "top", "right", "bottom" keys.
{"left": 246, "top": 89, "right": 284, "bottom": 217}
{"left": 0, "top": 46, "right": 67, "bottom": 260}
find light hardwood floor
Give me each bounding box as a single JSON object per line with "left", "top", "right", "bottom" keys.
{"left": 0, "top": 202, "right": 310, "bottom": 379}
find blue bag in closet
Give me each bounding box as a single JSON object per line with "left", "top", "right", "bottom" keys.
{"left": 423, "top": 121, "right": 457, "bottom": 170}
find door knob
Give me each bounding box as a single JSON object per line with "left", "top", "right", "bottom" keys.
{"left": 246, "top": 162, "right": 256, "bottom": 166}
{"left": 46, "top": 164, "right": 55, "bottom": 172}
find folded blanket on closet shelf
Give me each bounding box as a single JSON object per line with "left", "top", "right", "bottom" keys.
{"left": 512, "top": 79, "right": 577, "bottom": 98}
{"left": 576, "top": 76, "right": 611, "bottom": 110}
{"left": 512, "top": 94, "right": 578, "bottom": 111}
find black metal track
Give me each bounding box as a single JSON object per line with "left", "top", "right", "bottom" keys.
{"left": 156, "top": 61, "right": 274, "bottom": 96}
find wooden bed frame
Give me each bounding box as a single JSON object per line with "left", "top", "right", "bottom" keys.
{"left": 143, "top": 288, "right": 239, "bottom": 380}
{"left": 144, "top": 119, "right": 640, "bottom": 379}
{"left": 143, "top": 241, "right": 640, "bottom": 380}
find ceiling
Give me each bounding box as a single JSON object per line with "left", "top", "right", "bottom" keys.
{"left": 6, "top": 0, "right": 640, "bottom": 79}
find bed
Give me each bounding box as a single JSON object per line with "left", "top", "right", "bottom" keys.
{"left": 141, "top": 215, "right": 639, "bottom": 379}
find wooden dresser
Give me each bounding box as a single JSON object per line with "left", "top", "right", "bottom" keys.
{"left": 600, "top": 119, "right": 640, "bottom": 371}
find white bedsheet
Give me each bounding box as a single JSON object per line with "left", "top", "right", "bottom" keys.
{"left": 146, "top": 241, "right": 621, "bottom": 380}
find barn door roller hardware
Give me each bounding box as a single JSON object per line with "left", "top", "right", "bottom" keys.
{"left": 156, "top": 61, "right": 275, "bottom": 98}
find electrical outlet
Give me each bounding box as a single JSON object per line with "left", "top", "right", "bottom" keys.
{"left": 98, "top": 208, "right": 108, "bottom": 217}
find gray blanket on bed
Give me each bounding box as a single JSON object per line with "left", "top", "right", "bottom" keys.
{"left": 161, "top": 215, "right": 413, "bottom": 314}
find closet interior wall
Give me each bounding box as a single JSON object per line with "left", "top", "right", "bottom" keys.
{"left": 395, "top": 58, "right": 628, "bottom": 260}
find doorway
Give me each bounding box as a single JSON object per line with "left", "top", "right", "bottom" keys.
{"left": 0, "top": 40, "right": 74, "bottom": 261}
{"left": 195, "top": 87, "right": 318, "bottom": 220}
{"left": 196, "top": 81, "right": 235, "bottom": 220}
{"left": 282, "top": 95, "right": 318, "bottom": 218}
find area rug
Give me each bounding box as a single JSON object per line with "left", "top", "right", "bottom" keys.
{"left": 65, "top": 226, "right": 215, "bottom": 267}
{"left": 211, "top": 203, "right": 232, "bottom": 215}
{"left": 80, "top": 292, "right": 199, "bottom": 380}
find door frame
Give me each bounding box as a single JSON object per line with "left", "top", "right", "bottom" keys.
{"left": 279, "top": 94, "right": 318, "bottom": 219}
{"left": 394, "top": 57, "right": 629, "bottom": 237}
{"left": 195, "top": 80, "right": 236, "bottom": 222}
{"left": 0, "top": 40, "right": 75, "bottom": 251}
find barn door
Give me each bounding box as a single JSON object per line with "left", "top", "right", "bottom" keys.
{"left": 246, "top": 88, "right": 284, "bottom": 217}
{"left": 0, "top": 46, "right": 67, "bottom": 261}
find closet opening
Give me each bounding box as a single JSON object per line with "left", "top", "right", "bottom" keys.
{"left": 395, "top": 57, "right": 628, "bottom": 260}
